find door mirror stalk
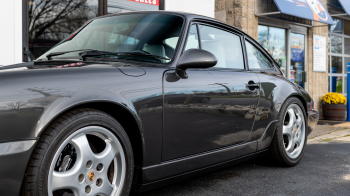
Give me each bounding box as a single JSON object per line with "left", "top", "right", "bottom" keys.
{"left": 175, "top": 69, "right": 188, "bottom": 79}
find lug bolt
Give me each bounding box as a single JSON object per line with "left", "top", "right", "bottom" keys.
{"left": 86, "top": 160, "right": 92, "bottom": 169}
{"left": 97, "top": 163, "right": 103, "bottom": 171}
{"left": 96, "top": 178, "right": 103, "bottom": 187}
{"left": 85, "top": 185, "right": 91, "bottom": 194}
{"left": 78, "top": 174, "right": 84, "bottom": 183}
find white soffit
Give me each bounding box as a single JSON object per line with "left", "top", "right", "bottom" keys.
{"left": 164, "top": 0, "right": 215, "bottom": 18}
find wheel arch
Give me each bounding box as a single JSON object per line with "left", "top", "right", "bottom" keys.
{"left": 257, "top": 93, "right": 309, "bottom": 151}
{"left": 37, "top": 101, "right": 144, "bottom": 168}
{"left": 286, "top": 93, "right": 308, "bottom": 116}
{"left": 274, "top": 93, "right": 309, "bottom": 138}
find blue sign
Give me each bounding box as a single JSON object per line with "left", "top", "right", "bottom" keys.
{"left": 291, "top": 33, "right": 304, "bottom": 62}
{"left": 339, "top": 0, "right": 350, "bottom": 15}
{"left": 274, "top": 0, "right": 335, "bottom": 25}
{"left": 291, "top": 48, "right": 304, "bottom": 62}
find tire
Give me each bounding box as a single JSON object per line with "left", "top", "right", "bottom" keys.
{"left": 268, "top": 97, "right": 307, "bottom": 166}
{"left": 23, "top": 108, "right": 134, "bottom": 196}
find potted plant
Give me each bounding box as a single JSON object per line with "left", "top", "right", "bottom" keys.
{"left": 321, "top": 92, "right": 347, "bottom": 121}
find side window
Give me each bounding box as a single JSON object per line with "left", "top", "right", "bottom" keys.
{"left": 164, "top": 37, "right": 179, "bottom": 49}
{"left": 198, "top": 25, "right": 244, "bottom": 69}
{"left": 245, "top": 40, "right": 273, "bottom": 69}
{"left": 184, "top": 25, "right": 199, "bottom": 51}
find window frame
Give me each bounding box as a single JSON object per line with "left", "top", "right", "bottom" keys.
{"left": 182, "top": 21, "right": 247, "bottom": 71}
{"left": 244, "top": 36, "right": 279, "bottom": 73}
{"left": 328, "top": 17, "right": 350, "bottom": 96}
{"left": 182, "top": 23, "right": 201, "bottom": 52}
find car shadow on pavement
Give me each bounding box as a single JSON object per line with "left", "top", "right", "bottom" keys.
{"left": 135, "top": 142, "right": 350, "bottom": 196}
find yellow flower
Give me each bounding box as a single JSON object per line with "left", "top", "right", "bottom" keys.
{"left": 321, "top": 92, "right": 347, "bottom": 104}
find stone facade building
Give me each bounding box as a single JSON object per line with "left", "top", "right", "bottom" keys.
{"left": 215, "top": 0, "right": 345, "bottom": 119}
{"left": 215, "top": 0, "right": 258, "bottom": 39}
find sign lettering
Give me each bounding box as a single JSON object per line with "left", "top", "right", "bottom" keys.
{"left": 128, "top": 0, "right": 159, "bottom": 6}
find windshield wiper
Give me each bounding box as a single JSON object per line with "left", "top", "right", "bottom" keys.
{"left": 118, "top": 52, "right": 170, "bottom": 60}
{"left": 80, "top": 51, "right": 170, "bottom": 61}
{"left": 46, "top": 49, "right": 96, "bottom": 60}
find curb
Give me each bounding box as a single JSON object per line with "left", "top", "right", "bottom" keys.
{"left": 308, "top": 129, "right": 350, "bottom": 144}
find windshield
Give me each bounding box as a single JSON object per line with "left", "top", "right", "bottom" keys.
{"left": 38, "top": 13, "right": 184, "bottom": 63}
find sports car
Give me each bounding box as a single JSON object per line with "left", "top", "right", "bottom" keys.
{"left": 0, "top": 11, "right": 319, "bottom": 196}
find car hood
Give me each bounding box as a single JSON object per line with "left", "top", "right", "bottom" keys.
{"left": 0, "top": 60, "right": 147, "bottom": 77}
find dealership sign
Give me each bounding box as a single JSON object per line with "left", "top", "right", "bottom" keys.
{"left": 273, "top": 0, "right": 334, "bottom": 25}
{"left": 128, "top": 0, "right": 159, "bottom": 6}
{"left": 338, "top": 0, "right": 350, "bottom": 15}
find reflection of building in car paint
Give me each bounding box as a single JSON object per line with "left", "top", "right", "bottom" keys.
{"left": 138, "top": 102, "right": 272, "bottom": 121}
{"left": 244, "top": 107, "right": 270, "bottom": 121}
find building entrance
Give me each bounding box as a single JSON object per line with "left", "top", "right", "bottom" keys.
{"left": 290, "top": 32, "right": 306, "bottom": 88}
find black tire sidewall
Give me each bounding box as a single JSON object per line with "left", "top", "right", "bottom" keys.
{"left": 38, "top": 110, "right": 134, "bottom": 196}
{"left": 276, "top": 97, "right": 308, "bottom": 165}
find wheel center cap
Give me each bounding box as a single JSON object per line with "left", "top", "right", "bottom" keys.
{"left": 86, "top": 169, "right": 98, "bottom": 185}
{"left": 88, "top": 171, "right": 95, "bottom": 182}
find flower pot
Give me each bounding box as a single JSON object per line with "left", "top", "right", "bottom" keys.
{"left": 322, "top": 104, "right": 347, "bottom": 121}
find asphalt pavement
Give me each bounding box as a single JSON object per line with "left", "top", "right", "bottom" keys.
{"left": 139, "top": 125, "right": 350, "bottom": 196}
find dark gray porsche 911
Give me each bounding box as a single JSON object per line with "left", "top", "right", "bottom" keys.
{"left": 0, "top": 11, "right": 318, "bottom": 196}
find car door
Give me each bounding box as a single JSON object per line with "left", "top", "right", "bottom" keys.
{"left": 243, "top": 38, "right": 283, "bottom": 147}
{"left": 162, "top": 23, "right": 260, "bottom": 161}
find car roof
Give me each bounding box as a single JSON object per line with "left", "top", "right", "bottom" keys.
{"left": 94, "top": 10, "right": 214, "bottom": 21}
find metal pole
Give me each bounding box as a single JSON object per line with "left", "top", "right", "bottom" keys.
{"left": 332, "top": 67, "right": 336, "bottom": 92}
{"left": 347, "top": 63, "right": 350, "bottom": 121}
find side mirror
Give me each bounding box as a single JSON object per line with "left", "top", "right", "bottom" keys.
{"left": 176, "top": 49, "right": 217, "bottom": 78}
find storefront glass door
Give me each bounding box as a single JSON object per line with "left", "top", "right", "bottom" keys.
{"left": 258, "top": 24, "right": 308, "bottom": 90}
{"left": 290, "top": 33, "right": 306, "bottom": 88}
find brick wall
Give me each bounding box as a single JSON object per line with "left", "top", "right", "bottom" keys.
{"left": 306, "top": 0, "right": 329, "bottom": 118}
{"left": 215, "top": 0, "right": 258, "bottom": 39}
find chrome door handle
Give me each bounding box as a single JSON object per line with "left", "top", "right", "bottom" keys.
{"left": 246, "top": 83, "right": 259, "bottom": 88}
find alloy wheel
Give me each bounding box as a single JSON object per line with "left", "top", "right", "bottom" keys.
{"left": 48, "top": 126, "right": 126, "bottom": 196}
{"left": 282, "top": 104, "right": 306, "bottom": 159}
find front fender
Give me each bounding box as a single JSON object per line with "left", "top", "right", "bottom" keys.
{"left": 34, "top": 88, "right": 141, "bottom": 138}
{"left": 0, "top": 66, "right": 165, "bottom": 169}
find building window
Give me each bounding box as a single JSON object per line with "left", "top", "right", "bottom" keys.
{"left": 331, "top": 35, "right": 342, "bottom": 54}
{"left": 258, "top": 25, "right": 287, "bottom": 74}
{"left": 290, "top": 33, "right": 306, "bottom": 88}
{"left": 329, "top": 18, "right": 343, "bottom": 34}
{"left": 28, "top": 0, "right": 99, "bottom": 58}
{"left": 328, "top": 18, "right": 350, "bottom": 96}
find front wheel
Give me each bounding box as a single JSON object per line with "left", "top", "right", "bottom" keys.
{"left": 268, "top": 97, "right": 307, "bottom": 166}
{"left": 24, "top": 109, "right": 134, "bottom": 196}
